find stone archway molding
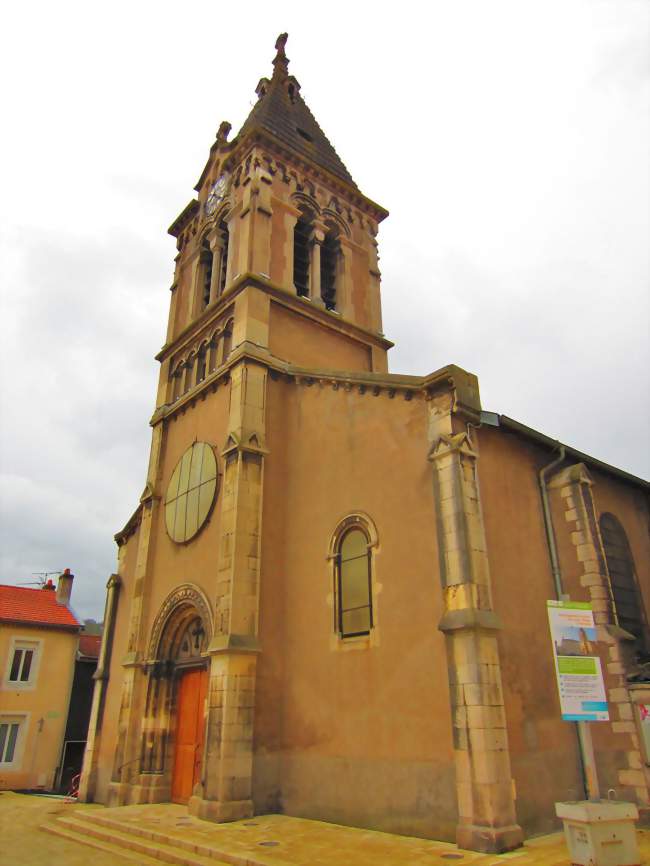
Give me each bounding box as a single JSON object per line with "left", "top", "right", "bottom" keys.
{"left": 147, "top": 583, "right": 214, "bottom": 662}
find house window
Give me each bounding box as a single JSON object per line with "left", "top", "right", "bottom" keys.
{"left": 0, "top": 719, "right": 22, "bottom": 764}
{"left": 6, "top": 641, "right": 39, "bottom": 688}
{"left": 336, "top": 527, "right": 373, "bottom": 638}
{"left": 600, "top": 513, "right": 646, "bottom": 649}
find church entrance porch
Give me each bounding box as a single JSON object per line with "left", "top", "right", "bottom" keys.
{"left": 40, "top": 800, "right": 607, "bottom": 866}
{"left": 105, "top": 585, "right": 213, "bottom": 808}
{"left": 171, "top": 667, "right": 208, "bottom": 804}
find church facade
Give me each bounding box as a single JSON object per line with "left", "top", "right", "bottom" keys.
{"left": 79, "top": 36, "right": 650, "bottom": 853}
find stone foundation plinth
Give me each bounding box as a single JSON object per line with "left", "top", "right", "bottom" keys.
{"left": 188, "top": 795, "right": 253, "bottom": 822}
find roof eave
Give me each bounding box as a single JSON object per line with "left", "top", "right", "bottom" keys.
{"left": 492, "top": 414, "right": 649, "bottom": 489}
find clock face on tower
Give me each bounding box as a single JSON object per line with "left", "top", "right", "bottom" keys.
{"left": 205, "top": 173, "right": 229, "bottom": 216}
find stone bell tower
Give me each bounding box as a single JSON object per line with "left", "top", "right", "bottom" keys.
{"left": 95, "top": 33, "right": 394, "bottom": 824}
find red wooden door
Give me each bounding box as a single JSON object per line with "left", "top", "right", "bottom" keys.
{"left": 171, "top": 668, "right": 208, "bottom": 804}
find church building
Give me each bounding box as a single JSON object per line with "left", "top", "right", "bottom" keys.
{"left": 79, "top": 35, "right": 650, "bottom": 853}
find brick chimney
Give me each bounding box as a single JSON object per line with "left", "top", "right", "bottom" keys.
{"left": 56, "top": 568, "right": 74, "bottom": 605}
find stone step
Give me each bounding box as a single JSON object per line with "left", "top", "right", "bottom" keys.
{"left": 44, "top": 813, "right": 236, "bottom": 866}
{"left": 72, "top": 810, "right": 254, "bottom": 865}
{"left": 41, "top": 820, "right": 163, "bottom": 865}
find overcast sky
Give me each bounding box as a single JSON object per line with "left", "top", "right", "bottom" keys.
{"left": 1, "top": 1, "right": 648, "bottom": 620}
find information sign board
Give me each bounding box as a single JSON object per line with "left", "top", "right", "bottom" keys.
{"left": 547, "top": 600, "right": 608, "bottom": 722}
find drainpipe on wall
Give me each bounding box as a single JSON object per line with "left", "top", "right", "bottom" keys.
{"left": 538, "top": 445, "right": 566, "bottom": 600}
{"left": 538, "top": 444, "right": 594, "bottom": 800}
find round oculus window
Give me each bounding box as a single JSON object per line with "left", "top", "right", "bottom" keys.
{"left": 165, "top": 442, "right": 218, "bottom": 543}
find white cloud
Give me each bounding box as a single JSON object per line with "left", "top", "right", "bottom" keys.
{"left": 1, "top": 0, "right": 647, "bottom": 617}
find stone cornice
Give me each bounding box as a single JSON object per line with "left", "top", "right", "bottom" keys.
{"left": 114, "top": 503, "right": 144, "bottom": 546}
{"left": 168, "top": 199, "right": 200, "bottom": 238}
{"left": 152, "top": 339, "right": 481, "bottom": 427}
{"left": 224, "top": 132, "right": 388, "bottom": 222}
{"left": 155, "top": 271, "right": 393, "bottom": 365}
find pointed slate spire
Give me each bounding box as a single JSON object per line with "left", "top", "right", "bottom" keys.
{"left": 236, "top": 33, "right": 356, "bottom": 187}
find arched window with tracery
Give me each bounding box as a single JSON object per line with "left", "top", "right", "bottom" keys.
{"left": 600, "top": 512, "right": 646, "bottom": 648}
{"left": 334, "top": 521, "right": 374, "bottom": 638}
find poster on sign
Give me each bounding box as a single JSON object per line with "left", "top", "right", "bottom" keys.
{"left": 547, "top": 600, "right": 609, "bottom": 722}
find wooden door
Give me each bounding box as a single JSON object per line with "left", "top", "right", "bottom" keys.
{"left": 171, "top": 667, "right": 208, "bottom": 804}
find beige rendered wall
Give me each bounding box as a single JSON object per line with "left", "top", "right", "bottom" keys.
{"left": 477, "top": 426, "right": 584, "bottom": 833}
{"left": 477, "top": 424, "right": 650, "bottom": 832}
{"left": 142, "top": 387, "right": 230, "bottom": 631}
{"left": 253, "top": 376, "right": 458, "bottom": 840}
{"left": 268, "top": 300, "right": 373, "bottom": 372}
{"left": 0, "top": 623, "right": 77, "bottom": 790}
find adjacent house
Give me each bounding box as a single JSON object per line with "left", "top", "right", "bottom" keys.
{"left": 0, "top": 571, "right": 81, "bottom": 791}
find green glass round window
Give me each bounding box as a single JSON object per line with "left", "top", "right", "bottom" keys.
{"left": 165, "top": 442, "right": 218, "bottom": 543}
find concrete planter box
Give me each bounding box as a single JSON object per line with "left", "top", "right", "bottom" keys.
{"left": 555, "top": 800, "right": 640, "bottom": 866}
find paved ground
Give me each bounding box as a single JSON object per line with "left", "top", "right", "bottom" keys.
{"left": 1, "top": 791, "right": 649, "bottom": 865}
{"left": 0, "top": 792, "right": 134, "bottom": 865}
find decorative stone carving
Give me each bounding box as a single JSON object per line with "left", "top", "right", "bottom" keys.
{"left": 147, "top": 583, "right": 214, "bottom": 662}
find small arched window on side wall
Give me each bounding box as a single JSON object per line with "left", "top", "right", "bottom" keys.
{"left": 600, "top": 512, "right": 647, "bottom": 650}
{"left": 333, "top": 520, "right": 375, "bottom": 638}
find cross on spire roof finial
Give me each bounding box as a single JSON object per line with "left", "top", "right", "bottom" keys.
{"left": 273, "top": 32, "right": 289, "bottom": 77}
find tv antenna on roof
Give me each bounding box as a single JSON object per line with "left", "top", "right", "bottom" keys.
{"left": 17, "top": 571, "right": 62, "bottom": 587}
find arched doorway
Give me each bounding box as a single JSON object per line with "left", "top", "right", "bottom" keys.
{"left": 142, "top": 585, "right": 212, "bottom": 804}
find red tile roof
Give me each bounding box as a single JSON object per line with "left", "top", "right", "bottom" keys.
{"left": 78, "top": 633, "right": 101, "bottom": 658}
{"left": 0, "top": 585, "right": 81, "bottom": 630}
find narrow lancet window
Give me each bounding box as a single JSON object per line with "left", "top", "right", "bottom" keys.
{"left": 222, "top": 320, "right": 233, "bottom": 360}
{"left": 293, "top": 216, "right": 311, "bottom": 297}
{"left": 336, "top": 527, "right": 372, "bottom": 638}
{"left": 196, "top": 344, "right": 207, "bottom": 385}
{"left": 217, "top": 219, "right": 229, "bottom": 296}
{"left": 200, "top": 238, "right": 213, "bottom": 310}
{"left": 321, "top": 230, "right": 339, "bottom": 310}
